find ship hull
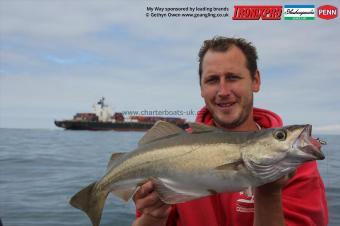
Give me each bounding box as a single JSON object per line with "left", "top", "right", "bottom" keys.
{"left": 54, "top": 120, "right": 154, "bottom": 131}
{"left": 54, "top": 120, "right": 183, "bottom": 131}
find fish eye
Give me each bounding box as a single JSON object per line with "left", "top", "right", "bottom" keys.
{"left": 273, "top": 130, "right": 287, "bottom": 141}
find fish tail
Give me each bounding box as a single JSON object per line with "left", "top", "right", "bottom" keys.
{"left": 69, "top": 182, "right": 109, "bottom": 226}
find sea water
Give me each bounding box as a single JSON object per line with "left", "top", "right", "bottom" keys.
{"left": 0, "top": 128, "right": 339, "bottom": 226}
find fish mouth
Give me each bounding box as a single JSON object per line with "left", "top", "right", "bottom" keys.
{"left": 293, "top": 125, "right": 325, "bottom": 160}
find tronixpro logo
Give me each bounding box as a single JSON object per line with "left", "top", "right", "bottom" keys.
{"left": 233, "top": 5, "right": 282, "bottom": 20}
{"left": 318, "top": 5, "right": 338, "bottom": 20}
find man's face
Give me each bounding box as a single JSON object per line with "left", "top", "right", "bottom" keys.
{"left": 200, "top": 46, "right": 260, "bottom": 130}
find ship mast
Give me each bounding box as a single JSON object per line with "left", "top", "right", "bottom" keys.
{"left": 93, "top": 97, "right": 113, "bottom": 122}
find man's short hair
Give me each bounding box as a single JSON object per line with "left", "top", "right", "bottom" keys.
{"left": 198, "top": 36, "right": 258, "bottom": 84}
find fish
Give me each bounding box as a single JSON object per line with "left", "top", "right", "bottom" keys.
{"left": 69, "top": 121, "right": 325, "bottom": 226}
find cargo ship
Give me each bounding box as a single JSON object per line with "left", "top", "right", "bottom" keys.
{"left": 54, "top": 97, "right": 187, "bottom": 131}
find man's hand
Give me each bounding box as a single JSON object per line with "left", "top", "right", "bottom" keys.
{"left": 253, "top": 170, "right": 296, "bottom": 226}
{"left": 257, "top": 170, "right": 296, "bottom": 194}
{"left": 132, "top": 181, "right": 172, "bottom": 226}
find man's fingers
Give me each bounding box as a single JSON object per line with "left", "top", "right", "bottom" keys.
{"left": 143, "top": 198, "right": 167, "bottom": 214}
{"left": 133, "top": 181, "right": 154, "bottom": 200}
{"left": 144, "top": 204, "right": 172, "bottom": 219}
{"left": 135, "top": 191, "right": 160, "bottom": 211}
{"left": 132, "top": 180, "right": 171, "bottom": 220}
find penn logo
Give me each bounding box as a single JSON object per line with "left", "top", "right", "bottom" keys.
{"left": 233, "top": 5, "right": 282, "bottom": 20}
{"left": 318, "top": 5, "right": 338, "bottom": 20}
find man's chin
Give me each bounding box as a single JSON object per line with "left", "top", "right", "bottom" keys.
{"left": 213, "top": 114, "right": 240, "bottom": 129}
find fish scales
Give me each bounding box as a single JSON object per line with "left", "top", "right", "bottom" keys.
{"left": 101, "top": 132, "right": 244, "bottom": 187}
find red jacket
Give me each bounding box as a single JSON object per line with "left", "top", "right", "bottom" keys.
{"left": 162, "top": 107, "right": 328, "bottom": 226}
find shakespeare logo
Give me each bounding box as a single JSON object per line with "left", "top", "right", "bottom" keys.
{"left": 318, "top": 5, "right": 338, "bottom": 20}
{"left": 284, "top": 5, "right": 315, "bottom": 20}
{"left": 232, "top": 5, "right": 282, "bottom": 20}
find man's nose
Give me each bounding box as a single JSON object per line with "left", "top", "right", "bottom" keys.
{"left": 217, "top": 80, "right": 231, "bottom": 97}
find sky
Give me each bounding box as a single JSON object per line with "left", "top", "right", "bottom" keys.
{"left": 0, "top": 0, "right": 339, "bottom": 134}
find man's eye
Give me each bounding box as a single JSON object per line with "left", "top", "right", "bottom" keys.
{"left": 205, "top": 77, "right": 218, "bottom": 84}
{"left": 227, "top": 75, "right": 240, "bottom": 81}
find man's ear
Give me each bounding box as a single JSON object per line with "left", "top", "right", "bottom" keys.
{"left": 252, "top": 70, "right": 261, "bottom": 93}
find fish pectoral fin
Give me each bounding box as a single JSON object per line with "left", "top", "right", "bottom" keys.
{"left": 106, "top": 152, "right": 126, "bottom": 171}
{"left": 188, "top": 122, "right": 220, "bottom": 133}
{"left": 215, "top": 160, "right": 244, "bottom": 171}
{"left": 112, "top": 187, "right": 139, "bottom": 202}
{"left": 151, "top": 178, "right": 202, "bottom": 204}
{"left": 138, "top": 121, "right": 184, "bottom": 146}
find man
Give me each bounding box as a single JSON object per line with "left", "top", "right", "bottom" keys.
{"left": 132, "top": 37, "right": 328, "bottom": 226}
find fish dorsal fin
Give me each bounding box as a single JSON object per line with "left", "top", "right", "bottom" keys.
{"left": 106, "top": 152, "right": 125, "bottom": 171}
{"left": 189, "top": 122, "right": 219, "bottom": 133}
{"left": 138, "top": 121, "right": 184, "bottom": 146}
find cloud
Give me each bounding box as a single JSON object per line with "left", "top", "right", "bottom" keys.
{"left": 1, "top": 1, "right": 125, "bottom": 38}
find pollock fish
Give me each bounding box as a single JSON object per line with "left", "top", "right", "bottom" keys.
{"left": 69, "top": 121, "right": 325, "bottom": 226}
